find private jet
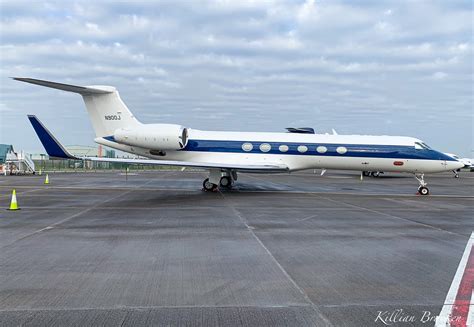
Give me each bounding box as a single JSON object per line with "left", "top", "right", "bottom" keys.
{"left": 15, "top": 78, "right": 463, "bottom": 195}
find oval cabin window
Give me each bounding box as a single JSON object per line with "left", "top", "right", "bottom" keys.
{"left": 316, "top": 146, "right": 327, "bottom": 154}
{"left": 297, "top": 145, "right": 308, "bottom": 153}
{"left": 242, "top": 143, "right": 253, "bottom": 152}
{"left": 279, "top": 145, "right": 289, "bottom": 152}
{"left": 336, "top": 146, "right": 347, "bottom": 154}
{"left": 259, "top": 143, "right": 271, "bottom": 152}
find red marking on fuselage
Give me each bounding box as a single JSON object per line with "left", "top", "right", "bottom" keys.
{"left": 450, "top": 245, "right": 473, "bottom": 327}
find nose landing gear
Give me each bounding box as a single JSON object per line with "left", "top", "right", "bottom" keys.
{"left": 415, "top": 173, "right": 430, "bottom": 195}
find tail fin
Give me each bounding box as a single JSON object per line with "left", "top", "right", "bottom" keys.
{"left": 14, "top": 77, "right": 141, "bottom": 138}
{"left": 27, "top": 115, "right": 77, "bottom": 159}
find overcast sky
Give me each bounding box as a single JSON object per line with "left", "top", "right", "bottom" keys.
{"left": 0, "top": 0, "right": 472, "bottom": 156}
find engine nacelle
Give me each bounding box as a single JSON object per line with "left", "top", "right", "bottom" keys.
{"left": 114, "top": 124, "right": 188, "bottom": 150}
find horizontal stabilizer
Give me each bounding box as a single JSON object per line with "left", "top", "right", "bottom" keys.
{"left": 13, "top": 77, "right": 113, "bottom": 95}
{"left": 27, "top": 115, "right": 77, "bottom": 159}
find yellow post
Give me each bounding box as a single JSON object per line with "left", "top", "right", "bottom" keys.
{"left": 44, "top": 174, "right": 50, "bottom": 184}
{"left": 8, "top": 189, "right": 20, "bottom": 210}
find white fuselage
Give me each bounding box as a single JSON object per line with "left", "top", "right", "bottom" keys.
{"left": 96, "top": 127, "right": 462, "bottom": 174}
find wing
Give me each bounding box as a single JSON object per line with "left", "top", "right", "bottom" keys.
{"left": 27, "top": 115, "right": 288, "bottom": 173}
{"left": 86, "top": 157, "right": 288, "bottom": 172}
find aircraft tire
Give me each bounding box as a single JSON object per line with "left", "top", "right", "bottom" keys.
{"left": 203, "top": 178, "right": 218, "bottom": 191}
{"left": 219, "top": 176, "right": 232, "bottom": 188}
{"left": 418, "top": 186, "right": 429, "bottom": 195}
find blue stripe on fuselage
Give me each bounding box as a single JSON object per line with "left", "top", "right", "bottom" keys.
{"left": 182, "top": 139, "right": 456, "bottom": 161}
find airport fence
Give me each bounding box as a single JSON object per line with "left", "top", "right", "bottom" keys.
{"left": 32, "top": 159, "right": 188, "bottom": 173}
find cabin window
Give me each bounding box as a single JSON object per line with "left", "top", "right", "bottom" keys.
{"left": 279, "top": 145, "right": 289, "bottom": 152}
{"left": 336, "top": 146, "right": 347, "bottom": 154}
{"left": 259, "top": 143, "right": 271, "bottom": 152}
{"left": 316, "top": 146, "right": 327, "bottom": 154}
{"left": 242, "top": 143, "right": 253, "bottom": 152}
{"left": 415, "top": 142, "right": 431, "bottom": 150}
{"left": 297, "top": 145, "right": 308, "bottom": 153}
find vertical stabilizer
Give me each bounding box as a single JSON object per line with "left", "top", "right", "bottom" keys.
{"left": 81, "top": 88, "right": 141, "bottom": 137}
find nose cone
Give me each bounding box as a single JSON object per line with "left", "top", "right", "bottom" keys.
{"left": 447, "top": 160, "right": 465, "bottom": 171}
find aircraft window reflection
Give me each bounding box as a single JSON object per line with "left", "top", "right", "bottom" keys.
{"left": 317, "top": 146, "right": 327, "bottom": 153}
{"left": 242, "top": 143, "right": 253, "bottom": 151}
{"left": 279, "top": 145, "right": 289, "bottom": 152}
{"left": 421, "top": 142, "right": 432, "bottom": 149}
{"left": 415, "top": 142, "right": 431, "bottom": 150}
{"left": 336, "top": 146, "right": 347, "bottom": 154}
{"left": 297, "top": 145, "right": 308, "bottom": 153}
{"left": 260, "top": 143, "right": 271, "bottom": 152}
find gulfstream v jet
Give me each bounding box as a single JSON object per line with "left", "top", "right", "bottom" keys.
{"left": 15, "top": 77, "right": 463, "bottom": 195}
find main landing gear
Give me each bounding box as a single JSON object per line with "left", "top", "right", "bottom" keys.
{"left": 362, "top": 171, "right": 383, "bottom": 177}
{"left": 415, "top": 173, "right": 429, "bottom": 195}
{"left": 203, "top": 178, "right": 218, "bottom": 192}
{"left": 202, "top": 170, "right": 236, "bottom": 192}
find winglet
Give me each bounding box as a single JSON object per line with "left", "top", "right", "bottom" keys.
{"left": 27, "top": 115, "right": 78, "bottom": 159}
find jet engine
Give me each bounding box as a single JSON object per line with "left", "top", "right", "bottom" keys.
{"left": 114, "top": 124, "right": 188, "bottom": 150}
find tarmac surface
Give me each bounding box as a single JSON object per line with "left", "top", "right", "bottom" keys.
{"left": 0, "top": 170, "right": 473, "bottom": 326}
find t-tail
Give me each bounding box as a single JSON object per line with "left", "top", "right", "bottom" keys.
{"left": 13, "top": 77, "right": 141, "bottom": 138}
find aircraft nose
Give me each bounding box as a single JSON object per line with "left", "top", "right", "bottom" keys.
{"left": 446, "top": 160, "right": 464, "bottom": 171}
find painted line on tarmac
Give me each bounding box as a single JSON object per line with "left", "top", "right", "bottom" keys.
{"left": 218, "top": 190, "right": 333, "bottom": 326}
{"left": 1, "top": 186, "right": 473, "bottom": 198}
{"left": 0, "top": 188, "right": 46, "bottom": 200}
{"left": 436, "top": 232, "right": 474, "bottom": 327}
{"left": 0, "top": 177, "right": 165, "bottom": 249}
{"left": 0, "top": 191, "right": 134, "bottom": 249}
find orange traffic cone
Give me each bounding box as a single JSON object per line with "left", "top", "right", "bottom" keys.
{"left": 8, "top": 189, "right": 20, "bottom": 210}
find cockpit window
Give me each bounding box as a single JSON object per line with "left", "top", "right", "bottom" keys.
{"left": 414, "top": 142, "right": 431, "bottom": 150}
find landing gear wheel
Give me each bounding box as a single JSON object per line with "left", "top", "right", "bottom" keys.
{"left": 219, "top": 176, "right": 232, "bottom": 188}
{"left": 362, "top": 171, "right": 370, "bottom": 177}
{"left": 418, "top": 186, "right": 429, "bottom": 195}
{"left": 371, "top": 171, "right": 380, "bottom": 177}
{"left": 454, "top": 173, "right": 459, "bottom": 178}
{"left": 203, "top": 178, "right": 218, "bottom": 192}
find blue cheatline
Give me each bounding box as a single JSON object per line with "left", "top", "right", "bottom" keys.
{"left": 182, "top": 139, "right": 455, "bottom": 161}
{"left": 101, "top": 135, "right": 455, "bottom": 161}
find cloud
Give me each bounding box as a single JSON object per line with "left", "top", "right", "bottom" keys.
{"left": 432, "top": 71, "right": 447, "bottom": 80}
{"left": 0, "top": 0, "right": 472, "bottom": 156}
